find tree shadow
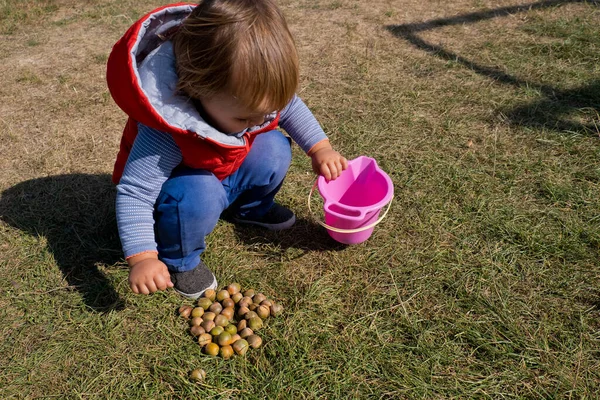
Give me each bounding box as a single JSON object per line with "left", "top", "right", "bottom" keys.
{"left": 0, "top": 174, "right": 124, "bottom": 312}
{"left": 386, "top": 0, "right": 599, "bottom": 135}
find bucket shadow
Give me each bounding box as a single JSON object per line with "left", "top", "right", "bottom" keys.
{"left": 0, "top": 174, "right": 124, "bottom": 311}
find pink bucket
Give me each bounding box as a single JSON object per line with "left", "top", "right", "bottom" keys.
{"left": 310, "top": 156, "right": 394, "bottom": 244}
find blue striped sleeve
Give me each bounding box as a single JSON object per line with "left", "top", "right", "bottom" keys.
{"left": 279, "top": 95, "right": 328, "bottom": 153}
{"left": 115, "top": 124, "right": 182, "bottom": 258}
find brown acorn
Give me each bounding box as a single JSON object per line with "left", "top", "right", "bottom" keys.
{"left": 239, "top": 328, "right": 254, "bottom": 339}
{"left": 179, "top": 305, "right": 193, "bottom": 319}
{"left": 238, "top": 297, "right": 252, "bottom": 309}
{"left": 256, "top": 305, "right": 270, "bottom": 320}
{"left": 209, "top": 302, "right": 223, "bottom": 314}
{"left": 237, "top": 306, "right": 250, "bottom": 318}
{"left": 237, "top": 319, "right": 247, "bottom": 332}
{"left": 190, "top": 368, "right": 206, "bottom": 383}
{"left": 219, "top": 345, "right": 234, "bottom": 359}
{"left": 216, "top": 290, "right": 230, "bottom": 302}
{"left": 220, "top": 307, "right": 235, "bottom": 321}
{"left": 190, "top": 317, "right": 203, "bottom": 327}
{"left": 260, "top": 300, "right": 273, "bottom": 308}
{"left": 227, "top": 283, "right": 241, "bottom": 295}
{"left": 214, "top": 314, "right": 229, "bottom": 327}
{"left": 247, "top": 334, "right": 262, "bottom": 349}
{"left": 270, "top": 303, "right": 284, "bottom": 317}
{"left": 190, "top": 325, "right": 206, "bottom": 337}
{"left": 253, "top": 293, "right": 267, "bottom": 304}
{"left": 243, "top": 289, "right": 255, "bottom": 298}
{"left": 200, "top": 320, "right": 215, "bottom": 333}
{"left": 244, "top": 311, "right": 258, "bottom": 320}
{"left": 222, "top": 298, "right": 235, "bottom": 309}
{"left": 232, "top": 339, "right": 249, "bottom": 355}
{"left": 198, "top": 333, "right": 212, "bottom": 347}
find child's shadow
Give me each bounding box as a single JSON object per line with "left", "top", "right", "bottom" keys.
{"left": 0, "top": 174, "right": 124, "bottom": 311}
{"left": 230, "top": 215, "right": 348, "bottom": 254}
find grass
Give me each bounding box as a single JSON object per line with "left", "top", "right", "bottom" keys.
{"left": 1, "top": 0, "right": 599, "bottom": 398}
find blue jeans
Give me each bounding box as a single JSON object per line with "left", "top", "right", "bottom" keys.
{"left": 154, "top": 130, "right": 291, "bottom": 272}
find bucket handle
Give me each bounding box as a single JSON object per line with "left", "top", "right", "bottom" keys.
{"left": 308, "top": 180, "right": 393, "bottom": 234}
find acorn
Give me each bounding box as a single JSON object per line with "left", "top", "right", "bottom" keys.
{"left": 190, "top": 317, "right": 203, "bottom": 327}
{"left": 260, "top": 300, "right": 273, "bottom": 308}
{"left": 243, "top": 289, "right": 255, "bottom": 298}
{"left": 204, "top": 342, "right": 219, "bottom": 356}
{"left": 219, "top": 345, "right": 234, "bottom": 360}
{"left": 256, "top": 305, "right": 270, "bottom": 320}
{"left": 230, "top": 333, "right": 241, "bottom": 343}
{"left": 237, "top": 319, "right": 247, "bottom": 332}
{"left": 214, "top": 314, "right": 229, "bottom": 327}
{"left": 227, "top": 283, "right": 241, "bottom": 295}
{"left": 237, "top": 306, "right": 250, "bottom": 318}
{"left": 222, "top": 298, "right": 235, "bottom": 309}
{"left": 248, "top": 303, "right": 258, "bottom": 312}
{"left": 190, "top": 325, "right": 206, "bottom": 337}
{"left": 220, "top": 307, "right": 235, "bottom": 321}
{"left": 244, "top": 311, "right": 258, "bottom": 320}
{"left": 270, "top": 303, "right": 283, "bottom": 317}
{"left": 209, "top": 302, "right": 223, "bottom": 314}
{"left": 218, "top": 331, "right": 233, "bottom": 346}
{"left": 248, "top": 316, "right": 263, "bottom": 331}
{"left": 198, "top": 333, "right": 212, "bottom": 347}
{"left": 202, "top": 312, "right": 216, "bottom": 322}
{"left": 179, "top": 305, "right": 193, "bottom": 319}
{"left": 191, "top": 307, "right": 204, "bottom": 318}
{"left": 247, "top": 334, "right": 262, "bottom": 349}
{"left": 232, "top": 339, "right": 249, "bottom": 355}
{"left": 238, "top": 297, "right": 253, "bottom": 308}
{"left": 203, "top": 289, "right": 216, "bottom": 302}
{"left": 224, "top": 324, "right": 238, "bottom": 335}
{"left": 197, "top": 298, "right": 212, "bottom": 310}
{"left": 216, "top": 290, "right": 230, "bottom": 301}
{"left": 239, "top": 328, "right": 254, "bottom": 339}
{"left": 231, "top": 292, "right": 243, "bottom": 303}
{"left": 200, "top": 320, "right": 215, "bottom": 333}
{"left": 190, "top": 368, "right": 206, "bottom": 383}
{"left": 210, "top": 326, "right": 224, "bottom": 337}
{"left": 253, "top": 293, "right": 267, "bottom": 304}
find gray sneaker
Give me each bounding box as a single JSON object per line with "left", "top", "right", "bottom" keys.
{"left": 169, "top": 261, "right": 218, "bottom": 299}
{"left": 233, "top": 203, "right": 296, "bottom": 230}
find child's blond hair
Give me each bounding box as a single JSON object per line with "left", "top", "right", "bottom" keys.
{"left": 173, "top": 0, "right": 299, "bottom": 113}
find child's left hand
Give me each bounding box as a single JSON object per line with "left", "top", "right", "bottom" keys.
{"left": 309, "top": 140, "right": 348, "bottom": 180}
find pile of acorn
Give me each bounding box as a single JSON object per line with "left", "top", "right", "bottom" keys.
{"left": 178, "top": 283, "right": 283, "bottom": 359}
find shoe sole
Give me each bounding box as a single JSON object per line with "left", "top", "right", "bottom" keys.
{"left": 173, "top": 274, "right": 218, "bottom": 299}
{"left": 233, "top": 214, "right": 296, "bottom": 231}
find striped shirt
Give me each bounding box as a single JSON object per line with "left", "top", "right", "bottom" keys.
{"left": 116, "top": 95, "right": 327, "bottom": 258}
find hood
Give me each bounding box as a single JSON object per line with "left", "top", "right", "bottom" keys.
{"left": 107, "top": 3, "right": 270, "bottom": 146}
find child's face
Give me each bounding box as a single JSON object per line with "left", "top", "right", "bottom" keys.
{"left": 199, "top": 93, "right": 271, "bottom": 134}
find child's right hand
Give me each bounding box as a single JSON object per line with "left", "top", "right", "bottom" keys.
{"left": 128, "top": 254, "right": 174, "bottom": 295}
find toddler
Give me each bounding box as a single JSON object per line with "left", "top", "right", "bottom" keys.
{"left": 107, "top": 0, "right": 347, "bottom": 298}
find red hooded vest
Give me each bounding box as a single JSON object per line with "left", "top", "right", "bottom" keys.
{"left": 107, "top": 3, "right": 280, "bottom": 184}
